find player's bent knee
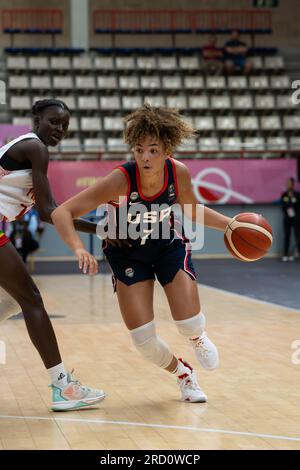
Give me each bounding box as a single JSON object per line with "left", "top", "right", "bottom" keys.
{"left": 130, "top": 320, "right": 173, "bottom": 368}
{"left": 17, "top": 289, "right": 44, "bottom": 311}
{"left": 175, "top": 312, "right": 206, "bottom": 338}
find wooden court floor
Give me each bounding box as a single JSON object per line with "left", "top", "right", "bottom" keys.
{"left": 0, "top": 274, "right": 299, "bottom": 450}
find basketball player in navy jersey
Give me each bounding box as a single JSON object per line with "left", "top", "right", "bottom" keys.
{"left": 52, "top": 104, "right": 231, "bottom": 402}
{"left": 0, "top": 99, "right": 105, "bottom": 410}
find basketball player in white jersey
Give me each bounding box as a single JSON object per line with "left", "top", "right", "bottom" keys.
{"left": 51, "top": 104, "right": 232, "bottom": 403}
{"left": 0, "top": 99, "right": 104, "bottom": 411}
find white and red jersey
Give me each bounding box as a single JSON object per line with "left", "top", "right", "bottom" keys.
{"left": 0, "top": 132, "right": 41, "bottom": 222}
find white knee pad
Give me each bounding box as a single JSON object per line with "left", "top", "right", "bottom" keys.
{"left": 174, "top": 312, "right": 206, "bottom": 338}
{"left": 130, "top": 320, "right": 173, "bottom": 369}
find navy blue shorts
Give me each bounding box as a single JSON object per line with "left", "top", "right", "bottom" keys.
{"left": 103, "top": 239, "right": 197, "bottom": 289}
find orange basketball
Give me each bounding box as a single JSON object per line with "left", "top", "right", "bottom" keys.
{"left": 224, "top": 212, "right": 273, "bottom": 262}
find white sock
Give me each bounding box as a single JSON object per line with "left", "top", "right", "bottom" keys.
{"left": 173, "top": 359, "right": 192, "bottom": 378}
{"left": 48, "top": 362, "right": 68, "bottom": 387}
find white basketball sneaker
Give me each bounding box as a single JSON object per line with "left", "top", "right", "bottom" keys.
{"left": 177, "top": 359, "right": 207, "bottom": 403}
{"left": 50, "top": 370, "right": 106, "bottom": 411}
{"left": 190, "top": 333, "right": 219, "bottom": 370}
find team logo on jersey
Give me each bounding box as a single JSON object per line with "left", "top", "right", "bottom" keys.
{"left": 125, "top": 267, "right": 134, "bottom": 278}
{"left": 130, "top": 192, "right": 139, "bottom": 201}
{"left": 168, "top": 184, "right": 176, "bottom": 200}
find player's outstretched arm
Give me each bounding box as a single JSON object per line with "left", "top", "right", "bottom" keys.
{"left": 175, "top": 160, "right": 231, "bottom": 231}
{"left": 27, "top": 140, "right": 102, "bottom": 234}
{"left": 51, "top": 170, "right": 127, "bottom": 271}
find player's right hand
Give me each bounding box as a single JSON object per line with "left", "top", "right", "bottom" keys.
{"left": 75, "top": 248, "right": 98, "bottom": 275}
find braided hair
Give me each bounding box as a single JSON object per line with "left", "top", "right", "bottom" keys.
{"left": 32, "top": 99, "right": 70, "bottom": 116}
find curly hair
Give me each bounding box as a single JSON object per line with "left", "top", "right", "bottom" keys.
{"left": 124, "top": 103, "right": 195, "bottom": 152}
{"left": 32, "top": 99, "right": 70, "bottom": 116}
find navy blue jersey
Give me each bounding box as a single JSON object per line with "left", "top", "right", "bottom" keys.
{"left": 102, "top": 158, "right": 196, "bottom": 288}
{"left": 105, "top": 158, "right": 185, "bottom": 249}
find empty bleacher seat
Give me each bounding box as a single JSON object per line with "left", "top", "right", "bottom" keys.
{"left": 72, "top": 56, "right": 93, "bottom": 71}
{"left": 141, "top": 76, "right": 161, "bottom": 89}
{"left": 211, "top": 95, "right": 231, "bottom": 110}
{"left": 94, "top": 57, "right": 114, "bottom": 70}
{"left": 107, "top": 138, "right": 127, "bottom": 151}
{"left": 166, "top": 96, "right": 187, "bottom": 109}
{"left": 249, "top": 76, "right": 269, "bottom": 89}
{"left": 136, "top": 57, "right": 156, "bottom": 70}
{"left": 10, "top": 96, "right": 31, "bottom": 110}
{"left": 232, "top": 94, "right": 253, "bottom": 109}
{"left": 50, "top": 57, "right": 71, "bottom": 71}
{"left": 122, "top": 96, "right": 143, "bottom": 110}
{"left": 78, "top": 96, "right": 99, "bottom": 110}
{"left": 53, "top": 76, "right": 73, "bottom": 90}
{"left": 104, "top": 117, "right": 124, "bottom": 131}
{"left": 221, "top": 136, "right": 242, "bottom": 151}
{"left": 198, "top": 137, "right": 220, "bottom": 150}
{"left": 31, "top": 76, "right": 51, "bottom": 90}
{"left": 266, "top": 136, "right": 288, "bottom": 150}
{"left": 283, "top": 116, "right": 300, "bottom": 130}
{"left": 157, "top": 57, "right": 177, "bottom": 70}
{"left": 194, "top": 116, "right": 215, "bottom": 131}
{"left": 9, "top": 76, "right": 29, "bottom": 90}
{"left": 238, "top": 116, "right": 259, "bottom": 131}
{"left": 251, "top": 56, "right": 263, "bottom": 70}
{"left": 183, "top": 76, "right": 204, "bottom": 89}
{"left": 217, "top": 116, "right": 237, "bottom": 131}
{"left": 162, "top": 76, "right": 182, "bottom": 89}
{"left": 255, "top": 95, "right": 275, "bottom": 110}
{"left": 100, "top": 96, "right": 121, "bottom": 110}
{"left": 176, "top": 138, "right": 198, "bottom": 151}
{"left": 119, "top": 76, "right": 139, "bottom": 89}
{"left": 143, "top": 95, "right": 165, "bottom": 107}
{"left": 56, "top": 95, "right": 77, "bottom": 111}
{"left": 178, "top": 56, "right": 199, "bottom": 70}
{"left": 206, "top": 76, "right": 226, "bottom": 89}
{"left": 7, "top": 56, "right": 27, "bottom": 71}
{"left": 270, "top": 76, "right": 290, "bottom": 89}
{"left": 188, "top": 95, "right": 209, "bottom": 109}
{"left": 12, "top": 117, "right": 32, "bottom": 126}
{"left": 261, "top": 115, "right": 281, "bottom": 130}
{"left": 97, "top": 76, "right": 118, "bottom": 89}
{"left": 228, "top": 76, "right": 247, "bottom": 90}
{"left": 243, "top": 136, "right": 265, "bottom": 151}
{"left": 83, "top": 138, "right": 105, "bottom": 151}
{"left": 115, "top": 56, "right": 135, "bottom": 70}
{"left": 243, "top": 136, "right": 266, "bottom": 156}
{"left": 75, "top": 76, "right": 96, "bottom": 90}
{"left": 81, "top": 117, "right": 102, "bottom": 131}
{"left": 264, "top": 56, "right": 284, "bottom": 70}
{"left": 276, "top": 95, "right": 295, "bottom": 109}
{"left": 289, "top": 137, "right": 300, "bottom": 149}
{"left": 60, "top": 138, "right": 81, "bottom": 152}
{"left": 28, "top": 57, "right": 49, "bottom": 71}
{"left": 68, "top": 117, "right": 79, "bottom": 132}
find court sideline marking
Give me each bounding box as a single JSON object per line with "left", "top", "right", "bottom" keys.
{"left": 0, "top": 414, "right": 299, "bottom": 443}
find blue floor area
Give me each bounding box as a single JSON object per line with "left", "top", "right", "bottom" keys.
{"left": 192, "top": 258, "right": 300, "bottom": 311}
{"left": 33, "top": 258, "right": 300, "bottom": 311}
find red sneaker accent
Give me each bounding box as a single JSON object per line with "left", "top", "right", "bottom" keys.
{"left": 0, "top": 233, "right": 9, "bottom": 247}
{"left": 178, "top": 358, "right": 193, "bottom": 372}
